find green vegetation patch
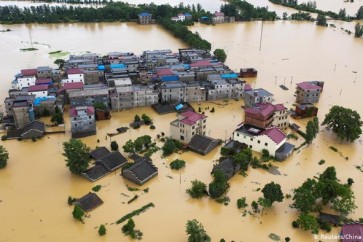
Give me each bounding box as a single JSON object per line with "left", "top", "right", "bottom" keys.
{"left": 20, "top": 48, "right": 38, "bottom": 52}
{"left": 49, "top": 50, "right": 70, "bottom": 58}
{"left": 115, "top": 203, "right": 155, "bottom": 224}
{"left": 92, "top": 185, "right": 102, "bottom": 192}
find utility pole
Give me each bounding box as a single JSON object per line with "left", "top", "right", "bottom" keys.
{"left": 259, "top": 20, "right": 264, "bottom": 51}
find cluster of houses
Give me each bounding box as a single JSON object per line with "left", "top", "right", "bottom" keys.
{"left": 2, "top": 48, "right": 247, "bottom": 138}
{"left": 137, "top": 11, "right": 234, "bottom": 25}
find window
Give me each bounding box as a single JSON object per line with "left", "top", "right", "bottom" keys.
{"left": 250, "top": 138, "right": 253, "bottom": 141}
{"left": 89, "top": 116, "right": 91, "bottom": 119}
{"left": 237, "top": 133, "right": 239, "bottom": 136}
{"left": 180, "top": 135, "right": 184, "bottom": 140}
{"left": 249, "top": 145, "right": 252, "bottom": 148}
{"left": 257, "top": 140, "right": 260, "bottom": 144}
{"left": 265, "top": 143, "right": 268, "bottom": 146}
{"left": 192, "top": 132, "right": 195, "bottom": 135}
{"left": 203, "top": 125, "right": 206, "bottom": 128}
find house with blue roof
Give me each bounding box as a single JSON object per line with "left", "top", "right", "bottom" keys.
{"left": 138, "top": 12, "right": 155, "bottom": 25}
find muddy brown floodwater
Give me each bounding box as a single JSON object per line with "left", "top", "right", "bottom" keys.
{"left": 1, "top": 18, "right": 363, "bottom": 242}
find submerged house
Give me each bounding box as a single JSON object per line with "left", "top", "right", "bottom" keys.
{"left": 211, "top": 157, "right": 241, "bottom": 180}
{"left": 83, "top": 150, "right": 127, "bottom": 181}
{"left": 6, "top": 120, "right": 45, "bottom": 140}
{"left": 187, "top": 134, "right": 220, "bottom": 155}
{"left": 122, "top": 157, "right": 158, "bottom": 186}
{"left": 74, "top": 193, "right": 103, "bottom": 212}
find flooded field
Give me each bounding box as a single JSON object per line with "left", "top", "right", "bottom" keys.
{"left": 1, "top": 18, "right": 363, "bottom": 242}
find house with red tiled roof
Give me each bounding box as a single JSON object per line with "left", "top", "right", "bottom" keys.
{"left": 295, "top": 81, "right": 322, "bottom": 103}
{"left": 233, "top": 124, "right": 294, "bottom": 161}
{"left": 28, "top": 85, "right": 49, "bottom": 98}
{"left": 69, "top": 106, "right": 96, "bottom": 138}
{"left": 341, "top": 223, "right": 363, "bottom": 242}
{"left": 12, "top": 69, "right": 37, "bottom": 90}
{"left": 244, "top": 103, "right": 289, "bottom": 129}
{"left": 62, "top": 68, "right": 84, "bottom": 84}
{"left": 170, "top": 110, "right": 207, "bottom": 143}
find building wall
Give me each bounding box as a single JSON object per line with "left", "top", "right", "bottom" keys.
{"left": 243, "top": 93, "right": 273, "bottom": 108}
{"left": 170, "top": 116, "right": 207, "bottom": 143}
{"left": 70, "top": 108, "right": 96, "bottom": 136}
{"left": 273, "top": 110, "right": 289, "bottom": 129}
{"left": 84, "top": 71, "right": 99, "bottom": 85}
{"left": 296, "top": 87, "right": 321, "bottom": 103}
{"left": 15, "top": 76, "right": 36, "bottom": 89}
{"left": 28, "top": 90, "right": 48, "bottom": 98}
{"left": 161, "top": 87, "right": 185, "bottom": 103}
{"left": 37, "top": 70, "right": 52, "bottom": 79}
{"left": 13, "top": 106, "right": 32, "bottom": 129}
{"left": 244, "top": 114, "right": 273, "bottom": 129}
{"left": 233, "top": 131, "right": 285, "bottom": 155}
{"left": 67, "top": 73, "right": 85, "bottom": 84}
{"left": 70, "top": 94, "right": 109, "bottom": 108}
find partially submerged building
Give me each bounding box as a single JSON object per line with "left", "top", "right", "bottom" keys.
{"left": 170, "top": 110, "right": 207, "bottom": 143}
{"left": 69, "top": 106, "right": 96, "bottom": 138}
{"left": 122, "top": 157, "right": 158, "bottom": 185}
{"left": 74, "top": 193, "right": 103, "bottom": 212}
{"left": 187, "top": 134, "right": 220, "bottom": 155}
{"left": 243, "top": 88, "right": 274, "bottom": 108}
{"left": 233, "top": 124, "right": 294, "bottom": 161}
{"left": 295, "top": 81, "right": 322, "bottom": 104}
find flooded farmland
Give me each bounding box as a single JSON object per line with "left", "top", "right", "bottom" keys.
{"left": 1, "top": 14, "right": 363, "bottom": 242}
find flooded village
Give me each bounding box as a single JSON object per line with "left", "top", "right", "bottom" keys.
{"left": 1, "top": 1, "right": 363, "bottom": 242}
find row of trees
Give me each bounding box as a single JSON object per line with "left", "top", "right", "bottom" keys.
{"left": 0, "top": 2, "right": 204, "bottom": 24}
{"left": 158, "top": 18, "right": 211, "bottom": 50}
{"left": 269, "top": 0, "right": 362, "bottom": 21}
{"left": 221, "top": 0, "right": 277, "bottom": 21}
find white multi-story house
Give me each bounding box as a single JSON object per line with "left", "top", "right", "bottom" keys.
{"left": 170, "top": 110, "right": 207, "bottom": 143}
{"left": 28, "top": 85, "right": 48, "bottom": 98}
{"left": 65, "top": 68, "right": 85, "bottom": 84}
{"left": 233, "top": 124, "right": 294, "bottom": 161}
{"left": 12, "top": 69, "right": 37, "bottom": 90}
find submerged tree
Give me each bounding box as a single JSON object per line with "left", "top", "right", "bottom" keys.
{"left": 316, "top": 14, "right": 327, "bottom": 26}
{"left": 208, "top": 169, "right": 230, "bottom": 199}
{"left": 185, "top": 219, "right": 211, "bottom": 242}
{"left": 261, "top": 182, "right": 284, "bottom": 205}
{"left": 0, "top": 145, "right": 9, "bottom": 169}
{"left": 322, "top": 105, "right": 362, "bottom": 142}
{"left": 72, "top": 205, "right": 85, "bottom": 223}
{"left": 186, "top": 180, "right": 207, "bottom": 198}
{"left": 62, "top": 139, "right": 91, "bottom": 174}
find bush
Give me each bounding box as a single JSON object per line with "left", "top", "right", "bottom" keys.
{"left": 92, "top": 185, "right": 102, "bottom": 192}
{"left": 186, "top": 180, "right": 207, "bottom": 198}
{"left": 72, "top": 205, "right": 85, "bottom": 223}
{"left": 319, "top": 221, "right": 331, "bottom": 232}
{"left": 141, "top": 114, "right": 152, "bottom": 125}
{"left": 210, "top": 107, "right": 215, "bottom": 113}
{"left": 32, "top": 137, "right": 37, "bottom": 142}
{"left": 292, "top": 221, "right": 299, "bottom": 228}
{"left": 237, "top": 197, "right": 248, "bottom": 209}
{"left": 1, "top": 135, "right": 7, "bottom": 141}
{"left": 319, "top": 159, "right": 325, "bottom": 165}
{"left": 150, "top": 124, "right": 156, "bottom": 129}
{"left": 170, "top": 159, "right": 186, "bottom": 170}
{"left": 133, "top": 123, "right": 140, "bottom": 129}
{"left": 347, "top": 178, "right": 354, "bottom": 186}
{"left": 98, "top": 224, "right": 106, "bottom": 236}
{"left": 111, "top": 141, "right": 119, "bottom": 151}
